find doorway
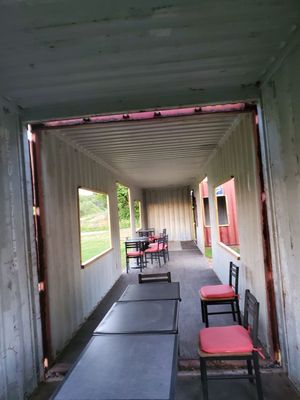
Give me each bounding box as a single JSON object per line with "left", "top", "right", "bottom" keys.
{"left": 116, "top": 182, "right": 131, "bottom": 269}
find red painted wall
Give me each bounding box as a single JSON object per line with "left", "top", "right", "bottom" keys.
{"left": 218, "top": 179, "right": 239, "bottom": 246}
{"left": 200, "top": 181, "right": 211, "bottom": 246}
{"left": 200, "top": 178, "right": 239, "bottom": 247}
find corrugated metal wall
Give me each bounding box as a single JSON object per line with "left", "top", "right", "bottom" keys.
{"left": 0, "top": 98, "right": 42, "bottom": 399}
{"left": 145, "top": 187, "right": 193, "bottom": 241}
{"left": 193, "top": 113, "right": 270, "bottom": 351}
{"left": 39, "top": 131, "right": 143, "bottom": 358}
{"left": 261, "top": 42, "right": 300, "bottom": 389}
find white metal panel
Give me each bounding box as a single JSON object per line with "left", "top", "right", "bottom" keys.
{"left": 0, "top": 98, "right": 42, "bottom": 400}
{"left": 39, "top": 131, "right": 143, "bottom": 357}
{"left": 261, "top": 42, "right": 300, "bottom": 389}
{"left": 0, "top": 1, "right": 299, "bottom": 119}
{"left": 195, "top": 113, "right": 270, "bottom": 351}
{"left": 145, "top": 186, "right": 193, "bottom": 241}
{"left": 53, "top": 113, "right": 238, "bottom": 188}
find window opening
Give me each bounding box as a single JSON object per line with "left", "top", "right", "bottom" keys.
{"left": 203, "top": 198, "right": 211, "bottom": 227}
{"left": 78, "top": 188, "right": 112, "bottom": 267}
{"left": 215, "top": 178, "right": 240, "bottom": 255}
{"left": 134, "top": 200, "right": 142, "bottom": 230}
{"left": 199, "top": 177, "right": 212, "bottom": 259}
{"left": 116, "top": 183, "right": 131, "bottom": 269}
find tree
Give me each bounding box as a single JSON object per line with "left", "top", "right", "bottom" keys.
{"left": 116, "top": 183, "right": 130, "bottom": 224}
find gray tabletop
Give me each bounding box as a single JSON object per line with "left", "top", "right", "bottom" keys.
{"left": 52, "top": 334, "right": 178, "bottom": 400}
{"left": 118, "top": 282, "right": 181, "bottom": 302}
{"left": 125, "top": 237, "right": 149, "bottom": 243}
{"left": 93, "top": 300, "right": 179, "bottom": 335}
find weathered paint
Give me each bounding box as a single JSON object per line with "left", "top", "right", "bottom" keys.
{"left": 0, "top": 98, "right": 42, "bottom": 399}
{"left": 260, "top": 40, "right": 300, "bottom": 389}
{"left": 145, "top": 187, "right": 193, "bottom": 241}
{"left": 1, "top": 1, "right": 298, "bottom": 120}
{"left": 37, "top": 130, "right": 143, "bottom": 359}
{"left": 194, "top": 113, "right": 270, "bottom": 352}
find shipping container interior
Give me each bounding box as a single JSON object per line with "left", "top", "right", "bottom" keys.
{"left": 0, "top": 1, "right": 300, "bottom": 399}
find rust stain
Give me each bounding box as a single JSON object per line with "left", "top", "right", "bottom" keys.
{"left": 253, "top": 111, "right": 281, "bottom": 362}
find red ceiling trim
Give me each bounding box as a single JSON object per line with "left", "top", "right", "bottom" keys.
{"left": 33, "top": 103, "right": 249, "bottom": 130}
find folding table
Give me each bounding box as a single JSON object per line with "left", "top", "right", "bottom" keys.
{"left": 52, "top": 334, "right": 178, "bottom": 400}
{"left": 93, "top": 300, "right": 179, "bottom": 335}
{"left": 118, "top": 282, "right": 181, "bottom": 302}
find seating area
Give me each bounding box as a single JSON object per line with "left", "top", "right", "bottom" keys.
{"left": 52, "top": 273, "right": 181, "bottom": 400}
{"left": 125, "top": 228, "right": 169, "bottom": 272}
{"left": 30, "top": 248, "right": 299, "bottom": 400}
{"left": 198, "top": 263, "right": 264, "bottom": 400}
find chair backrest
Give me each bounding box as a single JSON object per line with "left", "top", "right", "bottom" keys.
{"left": 229, "top": 262, "right": 239, "bottom": 295}
{"left": 125, "top": 240, "right": 141, "bottom": 253}
{"left": 162, "top": 228, "right": 167, "bottom": 235}
{"left": 139, "top": 228, "right": 155, "bottom": 237}
{"left": 158, "top": 236, "right": 165, "bottom": 246}
{"left": 138, "top": 272, "right": 171, "bottom": 283}
{"left": 243, "top": 289, "right": 260, "bottom": 346}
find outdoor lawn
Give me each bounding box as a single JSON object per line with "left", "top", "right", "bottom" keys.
{"left": 205, "top": 246, "right": 212, "bottom": 259}
{"left": 81, "top": 231, "right": 111, "bottom": 263}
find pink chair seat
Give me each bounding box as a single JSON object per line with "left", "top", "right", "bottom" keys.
{"left": 199, "top": 325, "right": 253, "bottom": 354}
{"left": 127, "top": 251, "right": 143, "bottom": 257}
{"left": 145, "top": 247, "right": 161, "bottom": 253}
{"left": 200, "top": 284, "right": 235, "bottom": 299}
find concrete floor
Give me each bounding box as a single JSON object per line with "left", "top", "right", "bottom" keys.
{"left": 29, "top": 242, "right": 300, "bottom": 399}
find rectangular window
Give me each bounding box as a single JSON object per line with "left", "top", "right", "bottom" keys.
{"left": 134, "top": 200, "right": 142, "bottom": 229}
{"left": 215, "top": 179, "right": 240, "bottom": 257}
{"left": 78, "top": 188, "right": 112, "bottom": 267}
{"left": 216, "top": 195, "right": 229, "bottom": 226}
{"left": 203, "top": 197, "right": 211, "bottom": 227}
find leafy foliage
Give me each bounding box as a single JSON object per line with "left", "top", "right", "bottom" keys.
{"left": 116, "top": 183, "right": 130, "bottom": 227}
{"left": 79, "top": 191, "right": 107, "bottom": 217}
{"left": 134, "top": 200, "right": 141, "bottom": 228}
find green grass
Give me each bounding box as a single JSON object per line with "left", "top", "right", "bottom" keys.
{"left": 205, "top": 246, "right": 213, "bottom": 259}
{"left": 80, "top": 226, "right": 132, "bottom": 269}
{"left": 81, "top": 232, "right": 111, "bottom": 263}
{"left": 119, "top": 227, "right": 131, "bottom": 270}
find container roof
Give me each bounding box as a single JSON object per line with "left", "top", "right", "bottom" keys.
{"left": 0, "top": 0, "right": 299, "bottom": 121}
{"left": 45, "top": 110, "right": 243, "bottom": 188}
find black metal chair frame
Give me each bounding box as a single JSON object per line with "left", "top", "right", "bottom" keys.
{"left": 125, "top": 240, "right": 145, "bottom": 273}
{"left": 200, "top": 261, "right": 241, "bottom": 327}
{"left": 138, "top": 272, "right": 171, "bottom": 283}
{"left": 144, "top": 236, "right": 165, "bottom": 267}
{"left": 163, "top": 234, "right": 170, "bottom": 261}
{"left": 199, "top": 289, "right": 264, "bottom": 400}
{"left": 138, "top": 228, "right": 155, "bottom": 237}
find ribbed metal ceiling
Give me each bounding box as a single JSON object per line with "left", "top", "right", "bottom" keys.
{"left": 53, "top": 112, "right": 240, "bottom": 188}
{"left": 0, "top": 1, "right": 299, "bottom": 120}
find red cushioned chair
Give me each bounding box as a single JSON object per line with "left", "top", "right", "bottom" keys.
{"left": 125, "top": 240, "right": 145, "bottom": 273}
{"left": 148, "top": 232, "right": 169, "bottom": 261}
{"left": 199, "top": 262, "right": 241, "bottom": 327}
{"left": 144, "top": 236, "right": 165, "bottom": 267}
{"left": 198, "top": 289, "right": 264, "bottom": 400}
